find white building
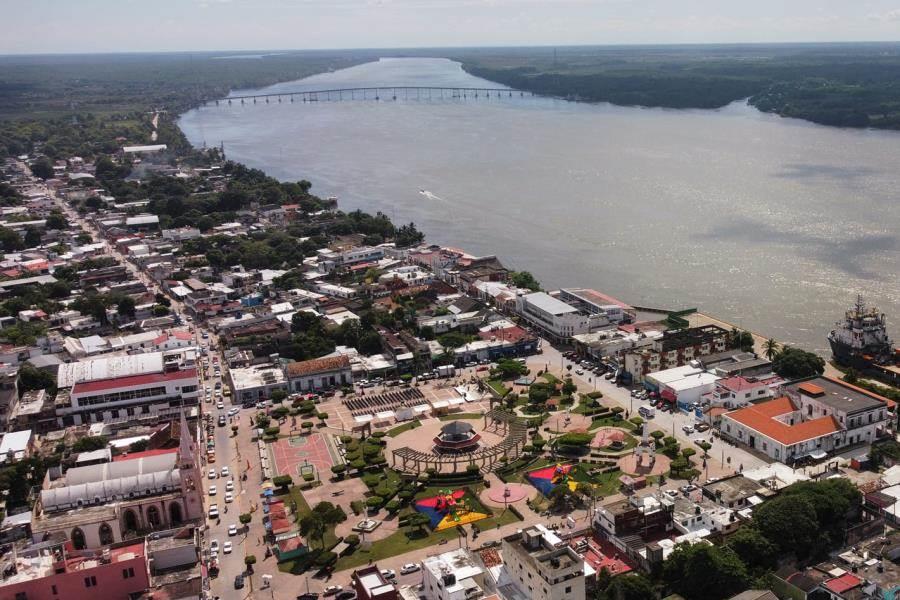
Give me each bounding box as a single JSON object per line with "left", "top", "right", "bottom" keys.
{"left": 54, "top": 351, "right": 199, "bottom": 427}
{"left": 285, "top": 355, "right": 353, "bottom": 393}
{"left": 719, "top": 377, "right": 890, "bottom": 463}
{"left": 422, "top": 548, "right": 486, "bottom": 600}
{"left": 514, "top": 291, "right": 606, "bottom": 341}
{"left": 229, "top": 364, "right": 289, "bottom": 404}
{"left": 499, "top": 525, "right": 584, "bottom": 600}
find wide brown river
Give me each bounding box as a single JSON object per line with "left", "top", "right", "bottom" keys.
{"left": 179, "top": 57, "right": 900, "bottom": 352}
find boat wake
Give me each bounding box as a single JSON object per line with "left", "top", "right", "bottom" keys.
{"left": 419, "top": 189, "right": 444, "bottom": 202}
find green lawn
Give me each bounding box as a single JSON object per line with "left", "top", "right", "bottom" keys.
{"left": 386, "top": 420, "right": 421, "bottom": 437}
{"left": 542, "top": 373, "right": 561, "bottom": 385}
{"left": 334, "top": 489, "right": 521, "bottom": 571}
{"left": 487, "top": 379, "right": 510, "bottom": 397}
{"left": 277, "top": 486, "right": 341, "bottom": 574}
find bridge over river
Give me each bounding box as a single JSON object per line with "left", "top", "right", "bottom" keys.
{"left": 212, "top": 86, "right": 534, "bottom": 105}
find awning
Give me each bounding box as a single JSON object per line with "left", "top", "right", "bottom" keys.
{"left": 431, "top": 400, "right": 449, "bottom": 409}
{"left": 448, "top": 398, "right": 465, "bottom": 406}
{"left": 375, "top": 410, "right": 395, "bottom": 420}
{"left": 354, "top": 414, "right": 374, "bottom": 424}
{"left": 413, "top": 405, "right": 430, "bottom": 413}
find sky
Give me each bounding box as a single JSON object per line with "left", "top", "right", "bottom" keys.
{"left": 3, "top": 0, "right": 900, "bottom": 54}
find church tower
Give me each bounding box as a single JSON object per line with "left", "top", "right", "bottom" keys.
{"left": 177, "top": 410, "right": 204, "bottom": 520}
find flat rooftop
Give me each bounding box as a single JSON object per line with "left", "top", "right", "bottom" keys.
{"left": 785, "top": 377, "right": 887, "bottom": 414}
{"left": 523, "top": 292, "right": 577, "bottom": 316}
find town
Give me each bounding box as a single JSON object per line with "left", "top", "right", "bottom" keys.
{"left": 0, "top": 136, "right": 899, "bottom": 600}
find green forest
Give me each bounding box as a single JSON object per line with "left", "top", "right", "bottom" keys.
{"left": 452, "top": 43, "right": 900, "bottom": 129}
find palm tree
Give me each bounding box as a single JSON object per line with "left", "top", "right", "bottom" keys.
{"left": 763, "top": 338, "right": 779, "bottom": 361}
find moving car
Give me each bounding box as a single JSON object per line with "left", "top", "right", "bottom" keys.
{"left": 695, "top": 423, "right": 710, "bottom": 432}
{"left": 381, "top": 569, "right": 396, "bottom": 580}
{"left": 223, "top": 541, "right": 233, "bottom": 554}
{"left": 400, "top": 563, "right": 420, "bottom": 575}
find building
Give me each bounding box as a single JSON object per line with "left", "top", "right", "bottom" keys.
{"left": 571, "top": 328, "right": 662, "bottom": 361}
{"left": 557, "top": 288, "right": 634, "bottom": 324}
{"left": 351, "top": 565, "right": 398, "bottom": 600}
{"left": 31, "top": 413, "right": 203, "bottom": 549}
{"left": 54, "top": 351, "right": 199, "bottom": 427}
{"left": 228, "top": 364, "right": 289, "bottom": 404}
{"left": 643, "top": 365, "right": 719, "bottom": 412}
{"left": 422, "top": 548, "right": 486, "bottom": 600}
{"left": 0, "top": 539, "right": 151, "bottom": 600}
{"left": 720, "top": 377, "right": 892, "bottom": 463}
{"left": 623, "top": 325, "right": 729, "bottom": 383}
{"left": 499, "top": 525, "right": 584, "bottom": 600}
{"left": 0, "top": 429, "right": 34, "bottom": 463}
{"left": 514, "top": 291, "right": 608, "bottom": 342}
{"left": 710, "top": 375, "right": 778, "bottom": 409}
{"left": 285, "top": 355, "right": 352, "bottom": 393}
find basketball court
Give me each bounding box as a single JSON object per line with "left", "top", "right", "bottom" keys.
{"left": 270, "top": 432, "right": 334, "bottom": 478}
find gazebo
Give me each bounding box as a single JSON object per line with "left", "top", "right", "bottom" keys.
{"left": 433, "top": 421, "right": 481, "bottom": 453}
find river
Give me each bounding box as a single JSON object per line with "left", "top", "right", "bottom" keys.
{"left": 179, "top": 57, "right": 900, "bottom": 352}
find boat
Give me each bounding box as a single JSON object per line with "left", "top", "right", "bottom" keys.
{"left": 827, "top": 295, "right": 894, "bottom": 367}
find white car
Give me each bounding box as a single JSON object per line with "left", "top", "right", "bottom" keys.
{"left": 223, "top": 541, "right": 233, "bottom": 554}
{"left": 208, "top": 504, "right": 219, "bottom": 519}
{"left": 381, "top": 569, "right": 396, "bottom": 580}
{"left": 324, "top": 585, "right": 343, "bottom": 596}
{"left": 217, "top": 402, "right": 224, "bottom": 410}
{"left": 400, "top": 563, "right": 420, "bottom": 575}
{"left": 228, "top": 524, "right": 238, "bottom": 536}
{"left": 221, "top": 466, "right": 230, "bottom": 478}
{"left": 225, "top": 480, "right": 234, "bottom": 492}
{"left": 225, "top": 492, "right": 234, "bottom": 503}
{"left": 681, "top": 424, "right": 695, "bottom": 435}
{"left": 209, "top": 539, "right": 219, "bottom": 553}
{"left": 208, "top": 485, "right": 217, "bottom": 496}
{"left": 575, "top": 369, "right": 584, "bottom": 375}
{"left": 208, "top": 469, "right": 217, "bottom": 480}
{"left": 228, "top": 407, "right": 239, "bottom": 416}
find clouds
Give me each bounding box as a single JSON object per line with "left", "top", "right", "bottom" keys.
{"left": 3, "top": 0, "right": 900, "bottom": 53}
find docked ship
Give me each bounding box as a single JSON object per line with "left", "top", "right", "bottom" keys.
{"left": 828, "top": 296, "right": 894, "bottom": 367}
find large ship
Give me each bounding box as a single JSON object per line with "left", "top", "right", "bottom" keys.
{"left": 828, "top": 296, "right": 894, "bottom": 367}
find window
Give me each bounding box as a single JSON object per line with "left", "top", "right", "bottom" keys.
{"left": 84, "top": 576, "right": 97, "bottom": 588}
{"left": 51, "top": 585, "right": 57, "bottom": 595}
{"left": 566, "top": 586, "right": 572, "bottom": 594}
{"left": 123, "top": 567, "right": 135, "bottom": 579}
{"left": 15, "top": 593, "right": 27, "bottom": 600}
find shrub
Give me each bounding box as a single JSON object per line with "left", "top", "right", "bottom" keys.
{"left": 366, "top": 496, "right": 384, "bottom": 508}
{"left": 340, "top": 435, "right": 354, "bottom": 444}
{"left": 264, "top": 426, "right": 280, "bottom": 437}
{"left": 314, "top": 551, "right": 336, "bottom": 566}
{"left": 385, "top": 500, "right": 401, "bottom": 512}
{"left": 629, "top": 416, "right": 643, "bottom": 427}
{"left": 350, "top": 459, "right": 367, "bottom": 471}
{"left": 244, "top": 555, "right": 257, "bottom": 566}
{"left": 466, "top": 463, "right": 481, "bottom": 474}
{"left": 239, "top": 513, "right": 252, "bottom": 525}
{"left": 317, "top": 412, "right": 329, "bottom": 420}
{"left": 302, "top": 472, "right": 315, "bottom": 482}
{"left": 301, "top": 421, "right": 314, "bottom": 430}
{"left": 273, "top": 474, "right": 293, "bottom": 488}
{"left": 371, "top": 431, "right": 386, "bottom": 439}
{"left": 350, "top": 500, "right": 364, "bottom": 515}
{"left": 345, "top": 534, "right": 360, "bottom": 546}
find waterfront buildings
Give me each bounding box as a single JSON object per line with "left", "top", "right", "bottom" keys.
{"left": 623, "top": 325, "right": 729, "bottom": 383}
{"left": 720, "top": 377, "right": 891, "bottom": 462}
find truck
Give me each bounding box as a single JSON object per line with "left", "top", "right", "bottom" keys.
{"left": 638, "top": 404, "right": 656, "bottom": 419}
{"left": 435, "top": 365, "right": 456, "bottom": 378}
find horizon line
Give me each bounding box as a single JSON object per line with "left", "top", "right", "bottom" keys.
{"left": 3, "top": 39, "right": 900, "bottom": 58}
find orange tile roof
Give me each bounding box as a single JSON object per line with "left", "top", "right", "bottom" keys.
{"left": 286, "top": 355, "right": 350, "bottom": 377}
{"left": 724, "top": 396, "right": 840, "bottom": 446}
{"left": 798, "top": 382, "right": 825, "bottom": 396}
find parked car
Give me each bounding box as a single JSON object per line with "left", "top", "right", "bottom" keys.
{"left": 209, "top": 539, "right": 219, "bottom": 553}
{"left": 381, "top": 569, "right": 396, "bottom": 580}
{"left": 681, "top": 424, "right": 695, "bottom": 435}
{"left": 208, "top": 469, "right": 217, "bottom": 480}
{"left": 225, "top": 492, "right": 234, "bottom": 503}
{"left": 221, "top": 466, "right": 230, "bottom": 477}
{"left": 208, "top": 485, "right": 217, "bottom": 496}
{"left": 234, "top": 575, "right": 245, "bottom": 589}
{"left": 223, "top": 541, "right": 233, "bottom": 554}
{"left": 335, "top": 591, "right": 356, "bottom": 600}
{"left": 400, "top": 563, "right": 420, "bottom": 575}
{"left": 228, "top": 524, "right": 238, "bottom": 536}
{"left": 695, "top": 423, "right": 710, "bottom": 432}
{"left": 226, "top": 480, "right": 234, "bottom": 492}
{"left": 324, "top": 586, "right": 343, "bottom": 596}
{"left": 208, "top": 504, "right": 219, "bottom": 519}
